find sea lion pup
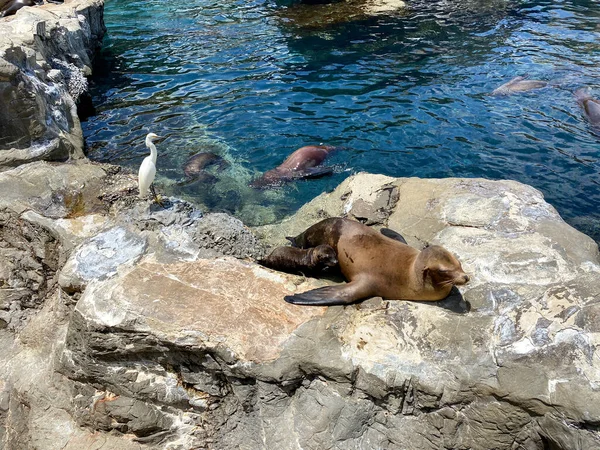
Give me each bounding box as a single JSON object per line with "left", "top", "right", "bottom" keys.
{"left": 258, "top": 244, "right": 338, "bottom": 276}
{"left": 491, "top": 76, "right": 547, "bottom": 96}
{"left": 284, "top": 217, "right": 469, "bottom": 306}
{"left": 250, "top": 145, "right": 340, "bottom": 189}
{"left": 574, "top": 88, "right": 600, "bottom": 128}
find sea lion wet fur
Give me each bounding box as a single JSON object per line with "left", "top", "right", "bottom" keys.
{"left": 491, "top": 76, "right": 547, "bottom": 96}
{"left": 574, "top": 87, "right": 600, "bottom": 128}
{"left": 250, "top": 145, "right": 339, "bottom": 188}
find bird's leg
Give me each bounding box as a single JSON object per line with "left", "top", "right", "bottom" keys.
{"left": 150, "top": 184, "right": 165, "bottom": 207}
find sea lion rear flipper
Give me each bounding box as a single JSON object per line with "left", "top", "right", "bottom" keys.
{"left": 284, "top": 280, "right": 370, "bottom": 306}
{"left": 380, "top": 228, "right": 407, "bottom": 244}
{"left": 294, "top": 166, "right": 334, "bottom": 180}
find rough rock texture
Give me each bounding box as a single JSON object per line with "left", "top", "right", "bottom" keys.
{"left": 0, "top": 161, "right": 268, "bottom": 449}
{"left": 0, "top": 0, "right": 105, "bottom": 168}
{"left": 1, "top": 164, "right": 600, "bottom": 449}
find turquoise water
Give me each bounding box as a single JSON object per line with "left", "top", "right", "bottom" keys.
{"left": 83, "top": 0, "right": 600, "bottom": 240}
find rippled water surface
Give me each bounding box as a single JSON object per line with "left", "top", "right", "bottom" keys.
{"left": 83, "top": 0, "right": 600, "bottom": 240}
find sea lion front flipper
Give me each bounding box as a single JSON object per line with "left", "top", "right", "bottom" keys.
{"left": 380, "top": 228, "right": 407, "bottom": 244}
{"left": 293, "top": 166, "right": 334, "bottom": 180}
{"left": 284, "top": 279, "right": 370, "bottom": 306}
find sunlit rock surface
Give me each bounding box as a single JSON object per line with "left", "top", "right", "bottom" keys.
{"left": 1, "top": 163, "right": 599, "bottom": 449}
{"left": 0, "top": 0, "right": 105, "bottom": 168}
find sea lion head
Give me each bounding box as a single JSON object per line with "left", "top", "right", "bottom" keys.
{"left": 420, "top": 245, "right": 469, "bottom": 288}
{"left": 310, "top": 244, "right": 338, "bottom": 271}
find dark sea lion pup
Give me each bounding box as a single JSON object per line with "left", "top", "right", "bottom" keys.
{"left": 258, "top": 244, "right": 338, "bottom": 276}
{"left": 250, "top": 145, "right": 340, "bottom": 189}
{"left": 182, "top": 152, "right": 229, "bottom": 184}
{"left": 284, "top": 217, "right": 469, "bottom": 306}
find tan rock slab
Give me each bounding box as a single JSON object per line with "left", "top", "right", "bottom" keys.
{"left": 76, "top": 257, "right": 327, "bottom": 362}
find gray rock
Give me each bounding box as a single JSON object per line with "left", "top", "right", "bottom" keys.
{"left": 59, "top": 226, "right": 147, "bottom": 293}
{"left": 193, "top": 213, "right": 267, "bottom": 260}
{"left": 3, "top": 160, "right": 600, "bottom": 449}
{"left": 51, "top": 174, "right": 600, "bottom": 449}
{"left": 0, "top": 0, "right": 106, "bottom": 168}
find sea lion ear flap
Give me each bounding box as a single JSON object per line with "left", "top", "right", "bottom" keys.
{"left": 422, "top": 266, "right": 430, "bottom": 281}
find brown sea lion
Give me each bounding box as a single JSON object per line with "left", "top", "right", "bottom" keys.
{"left": 250, "top": 145, "right": 340, "bottom": 189}
{"left": 258, "top": 244, "right": 338, "bottom": 276}
{"left": 284, "top": 217, "right": 469, "bottom": 306}
{"left": 0, "top": 0, "right": 41, "bottom": 17}
{"left": 574, "top": 88, "right": 600, "bottom": 128}
{"left": 491, "top": 76, "right": 547, "bottom": 96}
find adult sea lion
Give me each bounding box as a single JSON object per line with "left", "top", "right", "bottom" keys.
{"left": 250, "top": 145, "right": 339, "bottom": 189}
{"left": 284, "top": 217, "right": 469, "bottom": 306}
{"left": 0, "top": 0, "right": 41, "bottom": 17}
{"left": 258, "top": 244, "right": 338, "bottom": 276}
{"left": 574, "top": 87, "right": 600, "bottom": 128}
{"left": 491, "top": 76, "right": 547, "bottom": 96}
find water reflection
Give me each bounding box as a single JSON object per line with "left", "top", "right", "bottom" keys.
{"left": 83, "top": 0, "right": 600, "bottom": 239}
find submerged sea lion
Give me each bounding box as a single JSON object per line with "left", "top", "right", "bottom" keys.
{"left": 259, "top": 244, "right": 338, "bottom": 276}
{"left": 491, "top": 76, "right": 547, "bottom": 96}
{"left": 183, "top": 152, "right": 229, "bottom": 183}
{"left": 284, "top": 217, "right": 469, "bottom": 306}
{"left": 0, "top": 0, "right": 42, "bottom": 17}
{"left": 574, "top": 87, "right": 600, "bottom": 128}
{"left": 250, "top": 145, "right": 339, "bottom": 189}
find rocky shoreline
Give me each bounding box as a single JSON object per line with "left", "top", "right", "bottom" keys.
{"left": 1, "top": 1, "right": 600, "bottom": 449}
{"left": 0, "top": 0, "right": 104, "bottom": 168}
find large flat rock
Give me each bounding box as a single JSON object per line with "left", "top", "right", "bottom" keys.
{"left": 73, "top": 257, "right": 327, "bottom": 362}
{"left": 56, "top": 173, "right": 600, "bottom": 449}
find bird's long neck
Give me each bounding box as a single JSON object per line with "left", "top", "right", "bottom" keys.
{"left": 146, "top": 138, "right": 157, "bottom": 164}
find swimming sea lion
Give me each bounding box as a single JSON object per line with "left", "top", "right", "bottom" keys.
{"left": 183, "top": 152, "right": 229, "bottom": 179}
{"left": 574, "top": 87, "right": 600, "bottom": 128}
{"left": 284, "top": 217, "right": 469, "bottom": 306}
{"left": 250, "top": 145, "right": 339, "bottom": 189}
{"left": 258, "top": 244, "right": 338, "bottom": 276}
{"left": 0, "top": 0, "right": 41, "bottom": 17}
{"left": 491, "top": 76, "right": 547, "bottom": 96}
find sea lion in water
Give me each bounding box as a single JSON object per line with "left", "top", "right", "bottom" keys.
{"left": 284, "top": 217, "right": 469, "bottom": 306}
{"left": 259, "top": 244, "right": 338, "bottom": 276}
{"left": 183, "top": 152, "right": 229, "bottom": 182}
{"left": 491, "top": 76, "right": 547, "bottom": 96}
{"left": 250, "top": 145, "right": 339, "bottom": 189}
{"left": 0, "top": 0, "right": 41, "bottom": 17}
{"left": 574, "top": 88, "right": 600, "bottom": 128}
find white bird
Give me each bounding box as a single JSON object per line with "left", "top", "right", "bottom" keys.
{"left": 138, "top": 132, "right": 162, "bottom": 202}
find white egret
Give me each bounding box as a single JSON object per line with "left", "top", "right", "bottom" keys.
{"left": 138, "top": 132, "right": 163, "bottom": 204}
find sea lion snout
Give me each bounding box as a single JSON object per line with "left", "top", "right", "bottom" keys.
{"left": 453, "top": 273, "right": 470, "bottom": 286}
{"left": 312, "top": 244, "right": 338, "bottom": 269}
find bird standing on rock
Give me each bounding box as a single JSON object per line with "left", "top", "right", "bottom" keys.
{"left": 138, "top": 132, "right": 164, "bottom": 205}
